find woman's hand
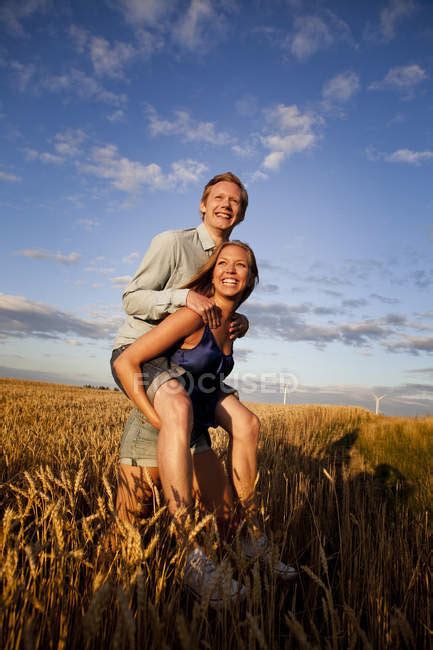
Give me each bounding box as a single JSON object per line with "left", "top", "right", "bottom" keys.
{"left": 147, "top": 407, "right": 161, "bottom": 430}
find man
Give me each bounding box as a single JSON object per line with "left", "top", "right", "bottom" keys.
{"left": 114, "top": 171, "right": 249, "bottom": 345}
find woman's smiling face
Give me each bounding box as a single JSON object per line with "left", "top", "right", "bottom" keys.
{"left": 212, "top": 244, "right": 250, "bottom": 300}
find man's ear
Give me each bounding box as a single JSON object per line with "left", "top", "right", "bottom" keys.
{"left": 200, "top": 200, "right": 206, "bottom": 218}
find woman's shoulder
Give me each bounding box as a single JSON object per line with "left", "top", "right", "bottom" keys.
{"left": 166, "top": 307, "right": 203, "bottom": 334}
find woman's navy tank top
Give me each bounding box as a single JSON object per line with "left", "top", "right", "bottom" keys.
{"left": 169, "top": 325, "right": 234, "bottom": 430}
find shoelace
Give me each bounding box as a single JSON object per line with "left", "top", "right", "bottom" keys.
{"left": 199, "top": 555, "right": 218, "bottom": 578}
{"left": 188, "top": 552, "right": 218, "bottom": 579}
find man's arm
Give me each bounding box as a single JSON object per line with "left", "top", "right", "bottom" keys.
{"left": 123, "top": 229, "right": 221, "bottom": 327}
{"left": 122, "top": 231, "right": 189, "bottom": 321}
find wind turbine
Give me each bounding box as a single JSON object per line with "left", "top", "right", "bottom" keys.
{"left": 280, "top": 373, "right": 299, "bottom": 405}
{"left": 373, "top": 394, "right": 385, "bottom": 415}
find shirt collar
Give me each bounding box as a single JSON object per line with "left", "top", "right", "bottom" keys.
{"left": 197, "top": 222, "right": 216, "bottom": 252}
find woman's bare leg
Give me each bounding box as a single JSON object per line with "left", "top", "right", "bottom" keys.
{"left": 214, "top": 395, "right": 260, "bottom": 529}
{"left": 192, "top": 449, "right": 236, "bottom": 540}
{"left": 153, "top": 380, "right": 195, "bottom": 538}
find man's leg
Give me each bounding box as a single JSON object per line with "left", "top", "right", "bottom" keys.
{"left": 116, "top": 464, "right": 160, "bottom": 524}
{"left": 153, "top": 379, "right": 194, "bottom": 520}
{"left": 214, "top": 395, "right": 260, "bottom": 524}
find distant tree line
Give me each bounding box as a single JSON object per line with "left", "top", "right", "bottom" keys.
{"left": 82, "top": 384, "right": 119, "bottom": 391}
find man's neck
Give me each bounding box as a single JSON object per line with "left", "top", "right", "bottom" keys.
{"left": 202, "top": 223, "right": 231, "bottom": 247}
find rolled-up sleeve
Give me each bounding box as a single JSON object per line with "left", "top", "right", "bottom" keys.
{"left": 122, "top": 232, "right": 188, "bottom": 321}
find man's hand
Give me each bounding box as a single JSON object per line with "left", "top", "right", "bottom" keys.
{"left": 186, "top": 290, "right": 221, "bottom": 329}
{"left": 228, "top": 313, "right": 249, "bottom": 340}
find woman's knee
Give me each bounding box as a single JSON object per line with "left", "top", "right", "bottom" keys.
{"left": 154, "top": 380, "right": 193, "bottom": 428}
{"left": 232, "top": 411, "right": 260, "bottom": 445}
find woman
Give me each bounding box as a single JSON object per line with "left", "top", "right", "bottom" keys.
{"left": 113, "top": 242, "right": 258, "bottom": 518}
{"left": 113, "top": 242, "right": 295, "bottom": 604}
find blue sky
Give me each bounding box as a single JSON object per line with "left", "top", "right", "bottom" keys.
{"left": 1, "top": 0, "right": 433, "bottom": 415}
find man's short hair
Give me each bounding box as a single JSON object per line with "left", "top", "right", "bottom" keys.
{"left": 200, "top": 172, "right": 248, "bottom": 221}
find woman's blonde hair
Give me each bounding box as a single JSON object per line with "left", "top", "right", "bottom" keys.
{"left": 182, "top": 241, "right": 259, "bottom": 307}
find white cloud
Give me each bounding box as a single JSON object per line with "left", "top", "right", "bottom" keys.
{"left": 111, "top": 275, "right": 132, "bottom": 287}
{"left": 106, "top": 109, "right": 126, "bottom": 123}
{"left": 385, "top": 149, "right": 433, "bottom": 165}
{"left": 77, "top": 218, "right": 100, "bottom": 231}
{"left": 54, "top": 129, "right": 87, "bottom": 157}
{"left": 80, "top": 143, "right": 208, "bottom": 193}
{"left": 173, "top": 0, "right": 216, "bottom": 50}
{"left": 81, "top": 144, "right": 162, "bottom": 193}
{"left": 24, "top": 129, "right": 86, "bottom": 166}
{"left": 369, "top": 64, "right": 427, "bottom": 93}
{"left": 118, "top": 0, "right": 232, "bottom": 55}
{"left": 123, "top": 252, "right": 140, "bottom": 264}
{"left": 290, "top": 15, "right": 333, "bottom": 60}
{"left": 232, "top": 143, "right": 257, "bottom": 158}
{"left": 287, "top": 12, "right": 353, "bottom": 61}
{"left": 135, "top": 28, "right": 165, "bottom": 58}
{"left": 4, "top": 56, "right": 127, "bottom": 106}
{"left": 322, "top": 71, "right": 360, "bottom": 103}
{"left": 169, "top": 159, "right": 209, "bottom": 187}
{"left": 69, "top": 25, "right": 137, "bottom": 79}
{"left": 85, "top": 263, "right": 115, "bottom": 276}
{"left": 98, "top": 42, "right": 137, "bottom": 80}
{"left": 0, "top": 170, "right": 21, "bottom": 182}
{"left": 386, "top": 334, "right": 433, "bottom": 354}
{"left": 118, "top": 0, "right": 173, "bottom": 26}
{"left": 367, "top": 145, "right": 433, "bottom": 166}
{"left": 146, "top": 105, "right": 232, "bottom": 145}
{"left": 250, "top": 170, "right": 268, "bottom": 183}
{"left": 16, "top": 249, "right": 81, "bottom": 263}
{"left": 263, "top": 151, "right": 286, "bottom": 171}
{"left": 266, "top": 104, "right": 317, "bottom": 132}
{"left": 69, "top": 24, "right": 88, "bottom": 53}
{"left": 380, "top": 0, "right": 416, "bottom": 41}
{"left": 0, "top": 0, "right": 49, "bottom": 37}
{"left": 9, "top": 60, "right": 36, "bottom": 90}
{"left": 259, "top": 104, "right": 320, "bottom": 172}
{"left": 0, "top": 293, "right": 113, "bottom": 340}
{"left": 24, "top": 148, "right": 64, "bottom": 165}
{"left": 42, "top": 68, "right": 127, "bottom": 106}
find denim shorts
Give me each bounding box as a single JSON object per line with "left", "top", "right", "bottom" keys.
{"left": 119, "top": 407, "right": 212, "bottom": 467}
{"left": 111, "top": 346, "right": 212, "bottom": 467}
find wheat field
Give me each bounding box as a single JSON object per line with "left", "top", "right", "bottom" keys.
{"left": 0, "top": 378, "right": 431, "bottom": 649}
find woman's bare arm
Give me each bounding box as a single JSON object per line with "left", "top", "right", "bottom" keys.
{"left": 114, "top": 308, "right": 203, "bottom": 428}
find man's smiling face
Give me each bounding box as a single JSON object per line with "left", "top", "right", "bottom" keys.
{"left": 201, "top": 181, "right": 243, "bottom": 234}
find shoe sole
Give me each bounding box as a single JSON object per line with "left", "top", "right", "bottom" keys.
{"left": 245, "top": 554, "right": 299, "bottom": 580}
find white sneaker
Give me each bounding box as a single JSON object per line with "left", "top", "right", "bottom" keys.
{"left": 241, "top": 534, "right": 298, "bottom": 581}
{"left": 184, "top": 547, "right": 246, "bottom": 608}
